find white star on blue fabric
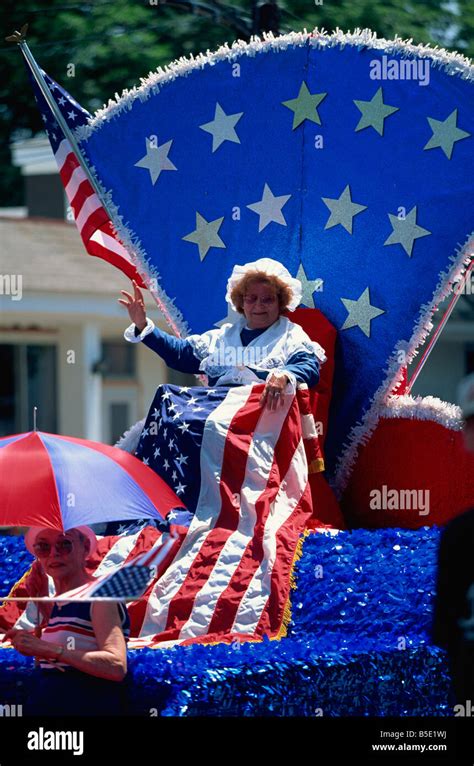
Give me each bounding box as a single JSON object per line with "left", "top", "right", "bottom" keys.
{"left": 247, "top": 183, "right": 291, "bottom": 232}
{"left": 322, "top": 185, "right": 367, "bottom": 234}
{"left": 296, "top": 263, "right": 322, "bottom": 308}
{"left": 384, "top": 206, "right": 431, "bottom": 257}
{"left": 340, "top": 287, "right": 385, "bottom": 338}
{"left": 182, "top": 212, "right": 226, "bottom": 260}
{"left": 134, "top": 137, "right": 177, "bottom": 185}
{"left": 353, "top": 87, "right": 399, "bottom": 136}
{"left": 199, "top": 102, "right": 243, "bottom": 152}
{"left": 423, "top": 109, "right": 470, "bottom": 159}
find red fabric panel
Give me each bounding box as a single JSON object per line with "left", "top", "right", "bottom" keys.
{"left": 283, "top": 308, "right": 344, "bottom": 529}
{"left": 284, "top": 307, "right": 337, "bottom": 453}
{"left": 342, "top": 418, "right": 474, "bottom": 528}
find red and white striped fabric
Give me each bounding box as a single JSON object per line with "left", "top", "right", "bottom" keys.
{"left": 56, "top": 138, "right": 146, "bottom": 287}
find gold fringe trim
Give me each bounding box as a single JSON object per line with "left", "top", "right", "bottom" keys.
{"left": 275, "top": 529, "right": 311, "bottom": 641}
{"left": 308, "top": 457, "right": 325, "bottom": 474}
{"left": 0, "top": 563, "right": 34, "bottom": 611}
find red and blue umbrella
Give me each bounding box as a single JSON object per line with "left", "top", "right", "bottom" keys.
{"left": 0, "top": 431, "right": 184, "bottom": 530}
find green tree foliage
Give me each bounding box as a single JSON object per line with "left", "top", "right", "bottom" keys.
{"left": 0, "top": 0, "right": 472, "bottom": 206}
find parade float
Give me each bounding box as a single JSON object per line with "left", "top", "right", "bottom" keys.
{"left": 0, "top": 26, "right": 473, "bottom": 715}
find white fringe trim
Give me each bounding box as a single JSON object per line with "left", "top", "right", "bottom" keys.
{"left": 378, "top": 394, "right": 463, "bottom": 430}
{"left": 75, "top": 28, "right": 473, "bottom": 140}
{"left": 114, "top": 418, "right": 146, "bottom": 453}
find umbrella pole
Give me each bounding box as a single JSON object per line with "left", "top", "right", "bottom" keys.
{"left": 33, "top": 603, "right": 41, "bottom": 667}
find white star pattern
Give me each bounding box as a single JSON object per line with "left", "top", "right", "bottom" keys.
{"left": 134, "top": 137, "right": 177, "bottom": 185}
{"left": 247, "top": 182, "right": 291, "bottom": 232}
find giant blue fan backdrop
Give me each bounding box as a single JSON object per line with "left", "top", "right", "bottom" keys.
{"left": 76, "top": 29, "right": 474, "bottom": 495}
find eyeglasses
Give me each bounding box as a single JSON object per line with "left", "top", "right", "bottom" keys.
{"left": 33, "top": 539, "right": 74, "bottom": 557}
{"left": 243, "top": 294, "right": 277, "bottom": 305}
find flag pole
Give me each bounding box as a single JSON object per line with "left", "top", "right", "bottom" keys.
{"left": 5, "top": 24, "right": 183, "bottom": 337}
{"left": 406, "top": 260, "right": 474, "bottom": 393}
{"left": 7, "top": 25, "right": 108, "bottom": 207}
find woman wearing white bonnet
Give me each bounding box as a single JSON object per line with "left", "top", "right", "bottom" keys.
{"left": 120, "top": 257, "right": 326, "bottom": 408}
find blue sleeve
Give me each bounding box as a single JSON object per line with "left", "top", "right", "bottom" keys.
{"left": 247, "top": 351, "right": 320, "bottom": 388}
{"left": 135, "top": 325, "right": 202, "bottom": 374}
{"left": 285, "top": 351, "right": 320, "bottom": 387}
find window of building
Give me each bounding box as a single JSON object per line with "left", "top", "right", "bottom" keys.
{"left": 0, "top": 344, "right": 57, "bottom": 436}
{"left": 101, "top": 340, "right": 136, "bottom": 378}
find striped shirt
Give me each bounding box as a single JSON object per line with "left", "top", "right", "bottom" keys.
{"left": 39, "top": 600, "right": 130, "bottom": 671}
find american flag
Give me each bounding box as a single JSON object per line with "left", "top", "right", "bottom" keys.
{"left": 131, "top": 381, "right": 313, "bottom": 646}
{"left": 25, "top": 65, "right": 146, "bottom": 287}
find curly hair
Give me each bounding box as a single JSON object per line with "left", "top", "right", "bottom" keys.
{"left": 230, "top": 270, "right": 293, "bottom": 315}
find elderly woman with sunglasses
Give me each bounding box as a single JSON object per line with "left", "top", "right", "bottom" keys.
{"left": 4, "top": 526, "right": 130, "bottom": 716}
{"left": 120, "top": 258, "right": 326, "bottom": 407}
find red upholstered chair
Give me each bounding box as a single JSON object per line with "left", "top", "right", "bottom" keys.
{"left": 284, "top": 308, "right": 346, "bottom": 529}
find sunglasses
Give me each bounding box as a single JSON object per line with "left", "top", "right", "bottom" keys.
{"left": 33, "top": 539, "right": 74, "bottom": 557}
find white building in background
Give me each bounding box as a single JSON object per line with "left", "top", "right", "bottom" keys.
{"left": 0, "top": 134, "right": 472, "bottom": 444}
